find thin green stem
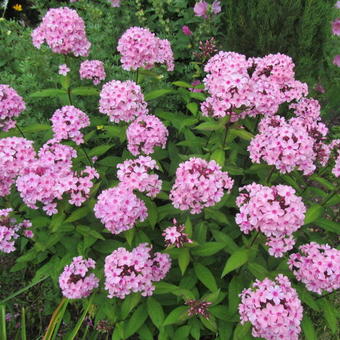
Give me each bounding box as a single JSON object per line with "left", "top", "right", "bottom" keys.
{"left": 248, "top": 231, "right": 260, "bottom": 248}
{"left": 0, "top": 305, "right": 6, "bottom": 340}
{"left": 321, "top": 190, "right": 338, "bottom": 206}
{"left": 0, "top": 276, "right": 49, "bottom": 305}
{"left": 21, "top": 307, "right": 27, "bottom": 340}
{"left": 266, "top": 166, "right": 275, "bottom": 186}
{"left": 81, "top": 145, "right": 93, "bottom": 166}
{"left": 16, "top": 124, "right": 25, "bottom": 138}
{"left": 315, "top": 289, "right": 338, "bottom": 300}
{"left": 135, "top": 68, "right": 139, "bottom": 83}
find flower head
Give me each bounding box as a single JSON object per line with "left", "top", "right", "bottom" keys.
{"left": 59, "top": 256, "right": 99, "bottom": 299}
{"left": 79, "top": 60, "right": 106, "bottom": 85}
{"left": 333, "top": 55, "right": 340, "bottom": 67}
{"left": 0, "top": 84, "right": 26, "bottom": 131}
{"left": 163, "top": 219, "right": 192, "bottom": 248}
{"left": 332, "top": 18, "right": 340, "bottom": 36}
{"left": 182, "top": 25, "right": 192, "bottom": 36}
{"left": 186, "top": 299, "right": 212, "bottom": 319}
{"left": 104, "top": 243, "right": 171, "bottom": 298}
{"left": 194, "top": 1, "right": 209, "bottom": 18}
{"left": 32, "top": 7, "right": 91, "bottom": 57}
{"left": 58, "top": 64, "right": 70, "bottom": 76}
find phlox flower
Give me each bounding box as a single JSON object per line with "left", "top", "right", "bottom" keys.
{"left": 163, "top": 219, "right": 192, "bottom": 248}
{"left": 332, "top": 18, "right": 340, "bottom": 36}
{"left": 58, "top": 64, "right": 70, "bottom": 76}
{"left": 79, "top": 60, "right": 106, "bottom": 85}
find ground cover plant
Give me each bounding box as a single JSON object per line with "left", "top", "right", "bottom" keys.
{"left": 0, "top": 0, "right": 339, "bottom": 339}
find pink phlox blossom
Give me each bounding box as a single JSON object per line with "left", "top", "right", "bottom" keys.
{"left": 126, "top": 114, "right": 168, "bottom": 156}
{"left": 108, "top": 0, "right": 122, "bottom": 7}
{"left": 333, "top": 55, "right": 340, "bottom": 67}
{"left": 117, "top": 156, "right": 162, "bottom": 197}
{"left": 104, "top": 243, "right": 171, "bottom": 298}
{"left": 235, "top": 183, "right": 306, "bottom": 257}
{"left": 170, "top": 157, "right": 234, "bottom": 214}
{"left": 59, "top": 256, "right": 99, "bottom": 299}
{"left": 79, "top": 60, "right": 106, "bottom": 85}
{"left": 117, "top": 27, "right": 174, "bottom": 71}
{"left": 99, "top": 80, "right": 148, "bottom": 123}
{"left": 193, "top": 1, "right": 209, "bottom": 18}
{"left": 58, "top": 64, "right": 70, "bottom": 76}
{"left": 0, "top": 137, "right": 36, "bottom": 197}
{"left": 186, "top": 299, "right": 212, "bottom": 319}
{"left": 239, "top": 274, "right": 303, "bottom": 340}
{"left": 51, "top": 106, "right": 90, "bottom": 145}
{"left": 332, "top": 18, "right": 340, "bottom": 36}
{"left": 0, "top": 85, "right": 26, "bottom": 131}
{"left": 0, "top": 209, "right": 33, "bottom": 253}
{"left": 32, "top": 7, "right": 91, "bottom": 57}
{"left": 182, "top": 25, "right": 192, "bottom": 36}
{"left": 163, "top": 219, "right": 192, "bottom": 247}
{"left": 212, "top": 1, "right": 222, "bottom": 14}
{"left": 288, "top": 242, "right": 340, "bottom": 294}
{"left": 94, "top": 183, "right": 147, "bottom": 234}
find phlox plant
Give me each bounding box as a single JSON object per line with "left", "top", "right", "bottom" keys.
{"left": 0, "top": 2, "right": 339, "bottom": 340}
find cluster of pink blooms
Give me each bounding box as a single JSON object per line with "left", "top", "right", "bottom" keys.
{"left": 108, "top": 0, "right": 123, "bottom": 6}
{"left": 163, "top": 219, "right": 192, "bottom": 248}
{"left": 288, "top": 242, "right": 340, "bottom": 295}
{"left": 0, "top": 137, "right": 36, "bottom": 197}
{"left": 194, "top": 38, "right": 218, "bottom": 62}
{"left": 16, "top": 139, "right": 98, "bottom": 215}
{"left": 59, "top": 256, "right": 99, "bottom": 299}
{"left": 99, "top": 80, "right": 148, "bottom": 123}
{"left": 248, "top": 114, "right": 329, "bottom": 175}
{"left": 58, "top": 64, "right": 70, "bottom": 76}
{"left": 331, "top": 140, "right": 340, "bottom": 177}
{"left": 235, "top": 183, "right": 306, "bottom": 257}
{"left": 79, "top": 60, "right": 106, "bottom": 85}
{"left": 193, "top": 1, "right": 221, "bottom": 19}
{"left": 186, "top": 299, "right": 212, "bottom": 319}
{"left": 334, "top": 55, "right": 340, "bottom": 67}
{"left": 117, "top": 27, "right": 174, "bottom": 71}
{"left": 0, "top": 85, "right": 26, "bottom": 131}
{"left": 169, "top": 158, "right": 234, "bottom": 214}
{"left": 332, "top": 18, "right": 340, "bottom": 36}
{"left": 104, "top": 243, "right": 171, "bottom": 298}
{"left": 182, "top": 25, "right": 192, "bottom": 36}
{"left": 0, "top": 208, "right": 33, "bottom": 253}
{"left": 117, "top": 156, "right": 162, "bottom": 197}
{"left": 201, "top": 52, "right": 307, "bottom": 121}
{"left": 126, "top": 115, "right": 168, "bottom": 156}
{"left": 50, "top": 106, "right": 90, "bottom": 145}
{"left": 32, "top": 7, "right": 91, "bottom": 57}
{"left": 239, "top": 274, "right": 303, "bottom": 340}
{"left": 94, "top": 184, "right": 147, "bottom": 234}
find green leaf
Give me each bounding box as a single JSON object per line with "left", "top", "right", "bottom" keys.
{"left": 76, "top": 225, "right": 105, "bottom": 240}
{"left": 124, "top": 304, "right": 148, "bottom": 338}
{"left": 221, "top": 249, "right": 249, "bottom": 278}
{"left": 30, "top": 89, "right": 67, "bottom": 98}
{"left": 210, "top": 149, "right": 225, "bottom": 167}
{"left": 186, "top": 102, "right": 198, "bottom": 115}
{"left": 315, "top": 218, "right": 339, "bottom": 233}
{"left": 22, "top": 124, "right": 51, "bottom": 133}
{"left": 60, "top": 74, "right": 70, "bottom": 90}
{"left": 120, "top": 293, "right": 141, "bottom": 320}
{"left": 304, "top": 204, "right": 324, "bottom": 225}
{"left": 229, "top": 128, "right": 253, "bottom": 141}
{"left": 146, "top": 297, "right": 164, "bottom": 328}
{"left": 174, "top": 325, "right": 191, "bottom": 340}
{"left": 309, "top": 175, "right": 336, "bottom": 190}
{"left": 191, "top": 242, "right": 226, "bottom": 257}
{"left": 228, "top": 275, "right": 243, "bottom": 314}
{"left": 144, "top": 198, "right": 158, "bottom": 228}
{"left": 162, "top": 306, "right": 189, "bottom": 326}
{"left": 178, "top": 248, "right": 190, "bottom": 275}
{"left": 189, "top": 92, "right": 206, "bottom": 101}
{"left": 318, "top": 298, "right": 338, "bottom": 334}
{"left": 295, "top": 287, "right": 319, "bottom": 311}
{"left": 70, "top": 86, "right": 99, "bottom": 96}
{"left": 144, "top": 89, "right": 174, "bottom": 101}
{"left": 301, "top": 315, "right": 317, "bottom": 340}
{"left": 154, "top": 282, "right": 195, "bottom": 299}
{"left": 194, "top": 263, "right": 218, "bottom": 292}
{"left": 233, "top": 322, "right": 251, "bottom": 340}
{"left": 65, "top": 207, "right": 90, "bottom": 223}
{"left": 195, "top": 121, "right": 224, "bottom": 131}
{"left": 172, "top": 81, "right": 192, "bottom": 88}
{"left": 247, "top": 262, "right": 268, "bottom": 280}
{"left": 89, "top": 144, "right": 113, "bottom": 157}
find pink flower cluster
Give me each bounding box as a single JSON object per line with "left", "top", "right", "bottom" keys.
{"left": 32, "top": 7, "right": 91, "bottom": 57}
{"left": 99, "top": 80, "right": 148, "bottom": 123}
{"left": 201, "top": 52, "right": 307, "bottom": 121}
{"left": 0, "top": 85, "right": 26, "bottom": 131}
{"left": 59, "top": 256, "right": 99, "bottom": 299}
{"left": 117, "top": 27, "right": 174, "bottom": 71}
{"left": 186, "top": 299, "right": 212, "bottom": 319}
{"left": 332, "top": 18, "right": 340, "bottom": 36}
{"left": 239, "top": 274, "right": 303, "bottom": 340}
{"left": 51, "top": 106, "right": 90, "bottom": 145}
{"left": 94, "top": 184, "right": 147, "bottom": 234}
{"left": 334, "top": 55, "right": 340, "bottom": 67}
{"left": 248, "top": 115, "right": 329, "bottom": 175}
{"left": 288, "top": 242, "right": 340, "bottom": 295}
{"left": 79, "top": 60, "right": 106, "bottom": 85}
{"left": 235, "top": 183, "right": 306, "bottom": 257}
{"left": 0, "top": 137, "right": 36, "bottom": 197}
{"left": 108, "top": 0, "right": 123, "bottom": 7}
{"left": 16, "top": 139, "right": 98, "bottom": 215}
{"left": 126, "top": 115, "right": 168, "bottom": 156}
{"left": 117, "top": 156, "right": 162, "bottom": 197}
{"left": 194, "top": 1, "right": 221, "bottom": 19}
{"left": 163, "top": 219, "right": 192, "bottom": 248}
{"left": 104, "top": 243, "right": 171, "bottom": 298}
{"left": 330, "top": 139, "right": 340, "bottom": 177}
{"left": 0, "top": 209, "right": 33, "bottom": 253}
{"left": 169, "top": 157, "right": 234, "bottom": 214}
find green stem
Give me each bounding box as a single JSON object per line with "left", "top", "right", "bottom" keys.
{"left": 21, "top": 307, "right": 27, "bottom": 340}
{"left": 315, "top": 289, "right": 338, "bottom": 300}
{"left": 266, "top": 166, "right": 275, "bottom": 185}
{"left": 248, "top": 231, "right": 260, "bottom": 248}
{"left": 0, "top": 276, "right": 49, "bottom": 305}
{"left": 0, "top": 305, "right": 6, "bottom": 340}
{"left": 321, "top": 190, "right": 338, "bottom": 206}
{"left": 16, "top": 124, "right": 25, "bottom": 138}
{"left": 81, "top": 145, "right": 93, "bottom": 166}
{"left": 135, "top": 68, "right": 139, "bottom": 83}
